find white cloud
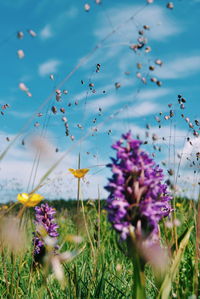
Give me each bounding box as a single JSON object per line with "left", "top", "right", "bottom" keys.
{"left": 176, "top": 169, "right": 199, "bottom": 200}
{"left": 94, "top": 5, "right": 181, "bottom": 42}
{"left": 38, "top": 59, "right": 61, "bottom": 76}
{"left": 154, "top": 55, "right": 200, "bottom": 79}
{"left": 117, "top": 101, "right": 163, "bottom": 119}
{"left": 0, "top": 130, "right": 108, "bottom": 201}
{"left": 137, "top": 88, "right": 172, "bottom": 101}
{"left": 8, "top": 111, "right": 32, "bottom": 119}
{"left": 85, "top": 4, "right": 182, "bottom": 83}
{"left": 0, "top": 155, "right": 108, "bottom": 201}
{"left": 106, "top": 122, "right": 187, "bottom": 144}
{"left": 37, "top": 6, "right": 78, "bottom": 40}
{"left": 86, "top": 95, "right": 118, "bottom": 112}
{"left": 40, "top": 24, "right": 53, "bottom": 40}
{"left": 74, "top": 90, "right": 96, "bottom": 102}
{"left": 72, "top": 83, "right": 122, "bottom": 105}
{"left": 65, "top": 6, "right": 78, "bottom": 19}
{"left": 181, "top": 136, "right": 200, "bottom": 163}
{"left": 82, "top": 4, "right": 181, "bottom": 71}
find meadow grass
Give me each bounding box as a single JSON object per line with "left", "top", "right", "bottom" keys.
{"left": 0, "top": 197, "right": 199, "bottom": 299}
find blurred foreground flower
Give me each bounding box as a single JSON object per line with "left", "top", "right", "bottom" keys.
{"left": 17, "top": 192, "right": 44, "bottom": 207}
{"left": 50, "top": 246, "right": 85, "bottom": 288}
{"left": 68, "top": 168, "right": 89, "bottom": 178}
{"left": 0, "top": 216, "right": 27, "bottom": 254}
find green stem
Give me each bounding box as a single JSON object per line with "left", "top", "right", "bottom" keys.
{"left": 132, "top": 256, "right": 146, "bottom": 299}
{"left": 127, "top": 235, "right": 146, "bottom": 298}
{"left": 193, "top": 190, "right": 200, "bottom": 296}
{"left": 97, "top": 185, "right": 101, "bottom": 248}
{"left": 77, "top": 178, "right": 81, "bottom": 211}
{"left": 77, "top": 153, "right": 81, "bottom": 212}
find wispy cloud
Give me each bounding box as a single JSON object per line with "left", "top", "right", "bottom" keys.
{"left": 137, "top": 88, "right": 172, "bottom": 101}
{"left": 83, "top": 4, "right": 181, "bottom": 71}
{"left": 87, "top": 95, "right": 118, "bottom": 112}
{"left": 181, "top": 136, "right": 200, "bottom": 163}
{"left": 0, "top": 128, "right": 108, "bottom": 200}
{"left": 40, "top": 24, "right": 53, "bottom": 40}
{"left": 176, "top": 169, "right": 199, "bottom": 200}
{"left": 94, "top": 5, "right": 181, "bottom": 42}
{"left": 107, "top": 122, "right": 187, "bottom": 140}
{"left": 65, "top": 6, "right": 78, "bottom": 19}
{"left": 37, "top": 6, "right": 78, "bottom": 41}
{"left": 87, "top": 4, "right": 182, "bottom": 84}
{"left": 8, "top": 111, "right": 32, "bottom": 119}
{"left": 38, "top": 59, "right": 61, "bottom": 76}
{"left": 154, "top": 55, "right": 200, "bottom": 79}
{"left": 117, "top": 101, "right": 163, "bottom": 119}
{"left": 73, "top": 90, "right": 96, "bottom": 102}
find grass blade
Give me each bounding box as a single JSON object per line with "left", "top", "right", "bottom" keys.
{"left": 157, "top": 226, "right": 193, "bottom": 299}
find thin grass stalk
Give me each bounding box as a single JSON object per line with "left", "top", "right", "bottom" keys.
{"left": 171, "top": 200, "right": 178, "bottom": 253}
{"left": 194, "top": 189, "right": 200, "bottom": 296}
{"left": 29, "top": 87, "right": 147, "bottom": 197}
{"left": 172, "top": 196, "right": 179, "bottom": 294}
{"left": 172, "top": 125, "right": 178, "bottom": 252}
{"left": 46, "top": 280, "right": 54, "bottom": 299}
{"left": 0, "top": 4, "right": 148, "bottom": 166}
{"left": 15, "top": 254, "right": 25, "bottom": 299}
{"left": 37, "top": 271, "right": 52, "bottom": 299}
{"left": 77, "top": 179, "right": 81, "bottom": 212}
{"left": 157, "top": 226, "right": 193, "bottom": 299}
{"left": 10, "top": 252, "right": 15, "bottom": 298}
{"left": 161, "top": 218, "right": 170, "bottom": 248}
{"left": 17, "top": 205, "right": 26, "bottom": 220}
{"left": 76, "top": 152, "right": 96, "bottom": 270}
{"left": 28, "top": 234, "right": 37, "bottom": 295}
{"left": 173, "top": 130, "right": 191, "bottom": 254}
{"left": 80, "top": 199, "right": 95, "bottom": 260}
{"left": 77, "top": 153, "right": 81, "bottom": 212}
{"left": 1, "top": 250, "right": 9, "bottom": 291}
{"left": 97, "top": 185, "right": 101, "bottom": 249}
{"left": 170, "top": 123, "right": 178, "bottom": 253}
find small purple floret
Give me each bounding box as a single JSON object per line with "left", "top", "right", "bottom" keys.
{"left": 105, "top": 132, "right": 172, "bottom": 241}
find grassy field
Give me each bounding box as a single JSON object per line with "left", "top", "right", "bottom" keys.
{"left": 0, "top": 198, "right": 199, "bottom": 299}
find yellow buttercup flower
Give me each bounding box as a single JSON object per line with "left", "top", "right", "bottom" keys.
{"left": 68, "top": 168, "right": 89, "bottom": 179}
{"left": 17, "top": 193, "right": 44, "bottom": 207}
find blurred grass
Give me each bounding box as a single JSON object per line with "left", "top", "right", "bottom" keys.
{"left": 0, "top": 197, "right": 199, "bottom": 299}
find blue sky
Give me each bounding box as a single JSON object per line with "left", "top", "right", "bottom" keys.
{"left": 0, "top": 0, "right": 200, "bottom": 202}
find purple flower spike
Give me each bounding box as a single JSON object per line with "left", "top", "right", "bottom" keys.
{"left": 33, "top": 203, "right": 59, "bottom": 262}
{"left": 105, "top": 132, "right": 172, "bottom": 241}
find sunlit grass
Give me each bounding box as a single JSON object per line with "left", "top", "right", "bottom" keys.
{"left": 0, "top": 197, "right": 198, "bottom": 298}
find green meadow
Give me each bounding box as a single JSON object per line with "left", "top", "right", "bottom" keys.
{"left": 0, "top": 198, "right": 199, "bottom": 298}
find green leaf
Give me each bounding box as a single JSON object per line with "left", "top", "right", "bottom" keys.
{"left": 157, "top": 226, "right": 193, "bottom": 299}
